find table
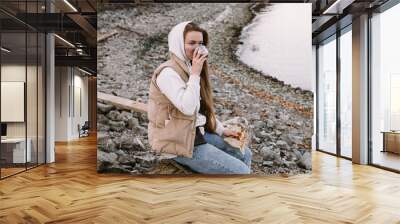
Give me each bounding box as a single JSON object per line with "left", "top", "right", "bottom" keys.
{"left": 381, "top": 131, "right": 400, "bottom": 154}
{"left": 1, "top": 138, "right": 32, "bottom": 163}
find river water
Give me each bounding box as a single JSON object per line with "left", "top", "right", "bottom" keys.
{"left": 236, "top": 4, "right": 313, "bottom": 91}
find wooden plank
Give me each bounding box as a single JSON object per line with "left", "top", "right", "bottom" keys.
{"left": 97, "top": 31, "right": 118, "bottom": 43}
{"left": 97, "top": 92, "right": 148, "bottom": 113}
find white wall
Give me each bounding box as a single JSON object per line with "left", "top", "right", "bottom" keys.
{"left": 71, "top": 73, "right": 89, "bottom": 138}
{"left": 236, "top": 3, "right": 313, "bottom": 91}
{"left": 55, "top": 67, "right": 89, "bottom": 141}
{"left": 55, "top": 66, "right": 69, "bottom": 141}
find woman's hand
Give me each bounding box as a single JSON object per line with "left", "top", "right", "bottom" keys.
{"left": 191, "top": 47, "right": 208, "bottom": 76}
{"left": 223, "top": 129, "right": 240, "bottom": 138}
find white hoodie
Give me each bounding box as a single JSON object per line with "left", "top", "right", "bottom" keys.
{"left": 156, "top": 21, "right": 225, "bottom": 136}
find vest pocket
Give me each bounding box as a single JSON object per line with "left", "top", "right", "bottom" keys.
{"left": 154, "top": 105, "right": 169, "bottom": 128}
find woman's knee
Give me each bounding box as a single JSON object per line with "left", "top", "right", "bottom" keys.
{"left": 245, "top": 147, "right": 253, "bottom": 159}
{"left": 224, "top": 156, "right": 251, "bottom": 174}
{"left": 235, "top": 164, "right": 251, "bottom": 174}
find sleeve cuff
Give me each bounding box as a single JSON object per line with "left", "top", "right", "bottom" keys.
{"left": 188, "top": 74, "right": 201, "bottom": 85}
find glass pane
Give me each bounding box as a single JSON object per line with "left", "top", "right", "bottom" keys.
{"left": 38, "top": 32, "right": 45, "bottom": 165}
{"left": 0, "top": 1, "right": 28, "bottom": 32}
{"left": 340, "top": 28, "right": 352, "bottom": 158}
{"left": 318, "top": 36, "right": 337, "bottom": 154}
{"left": 371, "top": 4, "right": 400, "bottom": 171}
{"left": 1, "top": 30, "right": 27, "bottom": 177}
{"left": 27, "top": 31, "right": 38, "bottom": 169}
{"left": 0, "top": 1, "right": 46, "bottom": 178}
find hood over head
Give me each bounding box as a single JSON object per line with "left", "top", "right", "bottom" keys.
{"left": 168, "top": 21, "right": 192, "bottom": 63}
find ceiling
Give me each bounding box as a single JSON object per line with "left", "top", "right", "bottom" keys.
{"left": 0, "top": 0, "right": 97, "bottom": 75}
{"left": 310, "top": 0, "right": 390, "bottom": 43}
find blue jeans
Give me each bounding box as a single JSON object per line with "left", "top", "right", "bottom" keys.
{"left": 173, "top": 131, "right": 253, "bottom": 174}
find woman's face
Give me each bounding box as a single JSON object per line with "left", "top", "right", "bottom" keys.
{"left": 184, "top": 31, "right": 204, "bottom": 60}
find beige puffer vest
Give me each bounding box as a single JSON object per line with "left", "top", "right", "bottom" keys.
{"left": 147, "top": 53, "right": 197, "bottom": 158}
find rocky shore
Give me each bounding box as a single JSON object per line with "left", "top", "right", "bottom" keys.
{"left": 97, "top": 3, "right": 313, "bottom": 175}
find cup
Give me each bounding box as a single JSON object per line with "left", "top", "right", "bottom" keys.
{"left": 197, "top": 45, "right": 208, "bottom": 56}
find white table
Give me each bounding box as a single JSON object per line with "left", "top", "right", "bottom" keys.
{"left": 1, "top": 138, "right": 31, "bottom": 163}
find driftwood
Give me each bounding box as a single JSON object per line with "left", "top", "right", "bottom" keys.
{"left": 116, "top": 25, "right": 145, "bottom": 37}
{"left": 97, "top": 92, "right": 148, "bottom": 113}
{"left": 97, "top": 31, "right": 118, "bottom": 43}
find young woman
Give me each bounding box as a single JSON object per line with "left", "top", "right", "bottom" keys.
{"left": 147, "top": 21, "right": 252, "bottom": 174}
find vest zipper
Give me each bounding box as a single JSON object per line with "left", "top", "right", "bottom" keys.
{"left": 190, "top": 105, "right": 197, "bottom": 157}
{"left": 192, "top": 107, "right": 197, "bottom": 132}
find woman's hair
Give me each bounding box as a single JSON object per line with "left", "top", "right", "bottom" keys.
{"left": 183, "top": 22, "right": 216, "bottom": 133}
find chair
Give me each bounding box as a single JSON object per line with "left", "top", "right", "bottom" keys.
{"left": 78, "top": 121, "right": 90, "bottom": 138}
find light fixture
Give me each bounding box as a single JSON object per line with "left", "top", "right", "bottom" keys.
{"left": 54, "top": 34, "right": 75, "bottom": 48}
{"left": 76, "top": 48, "right": 85, "bottom": 55}
{"left": 78, "top": 67, "right": 92, "bottom": 76}
{"left": 63, "top": 0, "right": 78, "bottom": 12}
{"left": 1, "top": 47, "right": 11, "bottom": 53}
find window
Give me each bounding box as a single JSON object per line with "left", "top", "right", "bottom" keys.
{"left": 0, "top": 1, "right": 46, "bottom": 179}
{"left": 317, "top": 35, "right": 337, "bottom": 154}
{"left": 339, "top": 27, "right": 352, "bottom": 158}
{"left": 370, "top": 3, "right": 400, "bottom": 171}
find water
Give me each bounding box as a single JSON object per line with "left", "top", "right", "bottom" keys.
{"left": 236, "top": 4, "right": 313, "bottom": 91}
